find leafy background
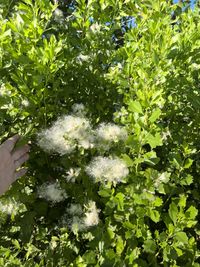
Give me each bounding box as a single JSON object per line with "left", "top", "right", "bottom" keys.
{"left": 0, "top": 0, "right": 200, "bottom": 266}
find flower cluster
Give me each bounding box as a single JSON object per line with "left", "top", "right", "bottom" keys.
{"left": 0, "top": 198, "right": 26, "bottom": 215}
{"left": 83, "top": 201, "right": 100, "bottom": 227}
{"left": 37, "top": 104, "right": 130, "bottom": 230}
{"left": 37, "top": 114, "right": 94, "bottom": 155}
{"left": 66, "top": 203, "right": 85, "bottom": 232}
{"left": 38, "top": 104, "right": 127, "bottom": 155}
{"left": 37, "top": 182, "right": 67, "bottom": 204}
{"left": 86, "top": 156, "right": 129, "bottom": 185}
{"left": 66, "top": 201, "right": 100, "bottom": 233}
{"left": 95, "top": 122, "right": 127, "bottom": 144}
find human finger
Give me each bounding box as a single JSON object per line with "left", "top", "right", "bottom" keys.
{"left": 12, "top": 145, "right": 30, "bottom": 161}
{"left": 14, "top": 167, "right": 28, "bottom": 180}
{"left": 1, "top": 134, "right": 20, "bottom": 152}
{"left": 14, "top": 153, "right": 29, "bottom": 169}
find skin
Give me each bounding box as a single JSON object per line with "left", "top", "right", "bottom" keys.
{"left": 0, "top": 134, "right": 30, "bottom": 196}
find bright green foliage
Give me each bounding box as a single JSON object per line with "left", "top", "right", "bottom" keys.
{"left": 0, "top": 0, "right": 200, "bottom": 266}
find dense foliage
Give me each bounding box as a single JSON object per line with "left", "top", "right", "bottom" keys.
{"left": 0, "top": 0, "right": 200, "bottom": 266}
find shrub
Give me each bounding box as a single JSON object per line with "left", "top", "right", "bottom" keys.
{"left": 0, "top": 0, "right": 200, "bottom": 266}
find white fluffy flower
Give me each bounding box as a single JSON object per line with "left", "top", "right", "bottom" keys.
{"left": 72, "top": 103, "right": 86, "bottom": 117}
{"left": 67, "top": 201, "right": 100, "bottom": 232}
{"left": 64, "top": 168, "right": 81, "bottom": 183}
{"left": 61, "top": 204, "right": 85, "bottom": 232}
{"left": 0, "top": 201, "right": 17, "bottom": 215}
{"left": 76, "top": 54, "right": 90, "bottom": 63}
{"left": 86, "top": 156, "right": 129, "bottom": 184}
{"left": 95, "top": 123, "right": 127, "bottom": 143}
{"left": 0, "top": 83, "right": 11, "bottom": 96}
{"left": 61, "top": 116, "right": 91, "bottom": 139}
{"left": 54, "top": 8, "right": 64, "bottom": 23}
{"left": 161, "top": 129, "right": 171, "bottom": 141}
{"left": 21, "top": 99, "right": 29, "bottom": 107}
{"left": 37, "top": 126, "right": 74, "bottom": 155}
{"left": 90, "top": 23, "right": 101, "bottom": 33}
{"left": 69, "top": 216, "right": 86, "bottom": 232}
{"left": 84, "top": 201, "right": 100, "bottom": 227}
{"left": 0, "top": 198, "right": 25, "bottom": 215}
{"left": 60, "top": 115, "right": 94, "bottom": 149}
{"left": 37, "top": 115, "right": 94, "bottom": 155}
{"left": 67, "top": 203, "right": 83, "bottom": 215}
{"left": 38, "top": 182, "right": 67, "bottom": 203}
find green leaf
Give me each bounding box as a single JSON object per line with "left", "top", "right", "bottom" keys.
{"left": 149, "top": 209, "right": 160, "bottom": 223}
{"left": 178, "top": 195, "right": 187, "bottom": 208}
{"left": 128, "top": 100, "right": 143, "bottom": 114}
{"left": 98, "top": 188, "right": 112, "bottom": 198}
{"left": 153, "top": 50, "right": 159, "bottom": 64}
{"left": 158, "top": 172, "right": 170, "bottom": 184}
{"left": 169, "top": 152, "right": 182, "bottom": 169}
{"left": 149, "top": 108, "right": 161, "bottom": 123}
{"left": 185, "top": 206, "right": 198, "bottom": 220}
{"left": 115, "top": 192, "right": 125, "bottom": 211}
{"left": 105, "top": 249, "right": 116, "bottom": 260}
{"left": 121, "top": 154, "right": 134, "bottom": 167}
{"left": 143, "top": 240, "right": 157, "bottom": 254}
{"left": 123, "top": 221, "right": 135, "bottom": 230}
{"left": 153, "top": 197, "right": 163, "bottom": 207}
{"left": 19, "top": 211, "right": 36, "bottom": 243}
{"left": 143, "top": 151, "right": 160, "bottom": 166}
{"left": 180, "top": 174, "right": 193, "bottom": 186}
{"left": 116, "top": 235, "right": 125, "bottom": 256}
{"left": 83, "top": 251, "right": 96, "bottom": 264}
{"left": 146, "top": 133, "right": 163, "bottom": 148}
{"left": 175, "top": 232, "right": 188, "bottom": 244}
{"left": 107, "top": 227, "right": 115, "bottom": 239}
{"left": 12, "top": 239, "right": 20, "bottom": 250}
{"left": 25, "top": 244, "right": 40, "bottom": 260}
{"left": 183, "top": 158, "right": 193, "bottom": 169}
{"left": 0, "top": 29, "right": 11, "bottom": 41}
{"left": 168, "top": 202, "right": 178, "bottom": 225}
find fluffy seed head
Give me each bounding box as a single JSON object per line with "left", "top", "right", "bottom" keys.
{"left": 54, "top": 8, "right": 64, "bottom": 23}
{"left": 72, "top": 103, "right": 86, "bottom": 117}
{"left": 37, "top": 114, "right": 94, "bottom": 154}
{"left": 0, "top": 83, "right": 11, "bottom": 96}
{"left": 67, "top": 203, "right": 83, "bottom": 215}
{"left": 37, "top": 182, "right": 67, "bottom": 203}
{"left": 21, "top": 99, "right": 29, "bottom": 107}
{"left": 0, "top": 198, "right": 26, "bottom": 215}
{"left": 37, "top": 126, "right": 74, "bottom": 155}
{"left": 66, "top": 201, "right": 100, "bottom": 232}
{"left": 90, "top": 23, "right": 101, "bottom": 33}
{"left": 95, "top": 123, "right": 128, "bottom": 143}
{"left": 60, "top": 115, "right": 94, "bottom": 149}
{"left": 86, "top": 156, "right": 129, "bottom": 184}
{"left": 0, "top": 201, "right": 17, "bottom": 215}
{"left": 68, "top": 216, "right": 86, "bottom": 232}
{"left": 76, "top": 54, "right": 90, "bottom": 64}
{"left": 84, "top": 201, "right": 100, "bottom": 227}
